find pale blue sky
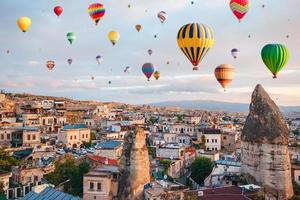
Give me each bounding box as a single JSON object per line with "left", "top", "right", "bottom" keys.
{"left": 0, "top": 0, "right": 299, "bottom": 105}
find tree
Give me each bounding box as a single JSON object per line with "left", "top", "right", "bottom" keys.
{"left": 200, "top": 135, "right": 206, "bottom": 149}
{"left": 190, "top": 157, "right": 213, "bottom": 185}
{"left": 0, "top": 147, "right": 19, "bottom": 171}
{"left": 148, "top": 116, "right": 158, "bottom": 124}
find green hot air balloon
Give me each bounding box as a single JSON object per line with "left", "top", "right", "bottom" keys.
{"left": 67, "top": 32, "right": 76, "bottom": 44}
{"left": 261, "top": 44, "right": 289, "bottom": 78}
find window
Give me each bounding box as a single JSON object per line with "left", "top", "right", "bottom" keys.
{"left": 70, "top": 136, "right": 73, "bottom": 140}
{"left": 32, "top": 134, "right": 36, "bottom": 140}
{"left": 97, "top": 182, "right": 101, "bottom": 191}
{"left": 7, "top": 134, "right": 10, "bottom": 140}
{"left": 298, "top": 176, "right": 300, "bottom": 181}
{"left": 27, "top": 134, "right": 31, "bottom": 140}
{"left": 207, "top": 139, "right": 209, "bottom": 143}
{"left": 74, "top": 136, "right": 77, "bottom": 140}
{"left": 90, "top": 182, "right": 94, "bottom": 190}
{"left": 215, "top": 139, "right": 217, "bottom": 143}
{"left": 0, "top": 134, "right": 3, "bottom": 140}
{"left": 86, "top": 134, "right": 88, "bottom": 138}
{"left": 223, "top": 136, "right": 227, "bottom": 140}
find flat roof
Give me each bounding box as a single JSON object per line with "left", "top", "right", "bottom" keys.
{"left": 96, "top": 140, "right": 122, "bottom": 149}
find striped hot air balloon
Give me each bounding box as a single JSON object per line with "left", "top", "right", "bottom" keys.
{"left": 66, "top": 32, "right": 76, "bottom": 44}
{"left": 215, "top": 64, "right": 235, "bottom": 91}
{"left": 229, "top": 0, "right": 250, "bottom": 22}
{"left": 231, "top": 48, "right": 240, "bottom": 59}
{"left": 261, "top": 44, "right": 289, "bottom": 78}
{"left": 46, "top": 61, "right": 55, "bottom": 71}
{"left": 158, "top": 11, "right": 168, "bottom": 24}
{"left": 142, "top": 63, "right": 155, "bottom": 81}
{"left": 153, "top": 71, "right": 160, "bottom": 80}
{"left": 177, "top": 23, "right": 214, "bottom": 70}
{"left": 88, "top": 3, "right": 105, "bottom": 25}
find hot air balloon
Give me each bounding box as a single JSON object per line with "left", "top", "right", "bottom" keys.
{"left": 229, "top": 0, "right": 250, "bottom": 22}
{"left": 214, "top": 64, "right": 235, "bottom": 91}
{"left": 91, "top": 76, "right": 95, "bottom": 80}
{"left": 54, "top": 6, "right": 63, "bottom": 17}
{"left": 67, "top": 32, "right": 76, "bottom": 44}
{"left": 46, "top": 61, "right": 55, "bottom": 71}
{"left": 158, "top": 11, "right": 168, "bottom": 24}
{"left": 96, "top": 55, "right": 103, "bottom": 64}
{"left": 148, "top": 49, "right": 153, "bottom": 56}
{"left": 124, "top": 66, "right": 131, "bottom": 73}
{"left": 88, "top": 3, "right": 105, "bottom": 25}
{"left": 67, "top": 59, "right": 72, "bottom": 65}
{"left": 261, "top": 44, "right": 289, "bottom": 78}
{"left": 17, "top": 17, "right": 31, "bottom": 32}
{"left": 142, "top": 63, "right": 155, "bottom": 81}
{"left": 108, "top": 31, "right": 120, "bottom": 45}
{"left": 153, "top": 71, "right": 160, "bottom": 80}
{"left": 231, "top": 48, "right": 240, "bottom": 59}
{"left": 108, "top": 81, "right": 112, "bottom": 85}
{"left": 177, "top": 23, "right": 214, "bottom": 70}
{"left": 135, "top": 24, "right": 142, "bottom": 32}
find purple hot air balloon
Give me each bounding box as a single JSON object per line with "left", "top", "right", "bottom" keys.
{"left": 96, "top": 55, "right": 103, "bottom": 64}
{"left": 142, "top": 63, "right": 155, "bottom": 81}
{"left": 67, "top": 58, "right": 72, "bottom": 65}
{"left": 231, "top": 48, "right": 240, "bottom": 59}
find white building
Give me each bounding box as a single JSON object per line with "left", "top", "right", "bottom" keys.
{"left": 197, "top": 129, "right": 221, "bottom": 151}
{"left": 58, "top": 124, "right": 91, "bottom": 148}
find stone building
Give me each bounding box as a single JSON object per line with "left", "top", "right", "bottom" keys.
{"left": 58, "top": 124, "right": 90, "bottom": 148}
{"left": 241, "top": 84, "right": 293, "bottom": 199}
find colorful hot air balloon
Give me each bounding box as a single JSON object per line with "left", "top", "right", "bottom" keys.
{"left": 231, "top": 48, "right": 240, "bottom": 59}
{"left": 153, "top": 71, "right": 160, "bottom": 80}
{"left": 88, "top": 3, "right": 105, "bottom": 25}
{"left": 108, "top": 31, "right": 120, "bottom": 45}
{"left": 177, "top": 23, "right": 214, "bottom": 70}
{"left": 261, "top": 44, "right": 289, "bottom": 78}
{"left": 96, "top": 55, "right": 103, "bottom": 64}
{"left": 46, "top": 61, "right": 55, "bottom": 71}
{"left": 142, "top": 63, "right": 155, "bottom": 81}
{"left": 158, "top": 11, "right": 168, "bottom": 24}
{"left": 54, "top": 6, "right": 63, "bottom": 17}
{"left": 67, "top": 32, "right": 76, "bottom": 44}
{"left": 229, "top": 0, "right": 250, "bottom": 22}
{"left": 214, "top": 64, "right": 235, "bottom": 91}
{"left": 148, "top": 49, "right": 153, "bottom": 56}
{"left": 135, "top": 24, "right": 142, "bottom": 32}
{"left": 67, "top": 59, "right": 72, "bottom": 65}
{"left": 17, "top": 17, "right": 31, "bottom": 32}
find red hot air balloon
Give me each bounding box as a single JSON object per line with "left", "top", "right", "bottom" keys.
{"left": 54, "top": 6, "right": 63, "bottom": 17}
{"left": 229, "top": 0, "right": 250, "bottom": 22}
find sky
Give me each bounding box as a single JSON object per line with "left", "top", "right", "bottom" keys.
{"left": 0, "top": 0, "right": 299, "bottom": 106}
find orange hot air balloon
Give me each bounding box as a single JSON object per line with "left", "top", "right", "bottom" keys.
{"left": 135, "top": 24, "right": 142, "bottom": 32}
{"left": 153, "top": 71, "right": 160, "bottom": 80}
{"left": 214, "top": 64, "right": 235, "bottom": 91}
{"left": 46, "top": 60, "right": 55, "bottom": 71}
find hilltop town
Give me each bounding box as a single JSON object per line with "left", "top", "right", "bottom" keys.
{"left": 0, "top": 86, "right": 300, "bottom": 200}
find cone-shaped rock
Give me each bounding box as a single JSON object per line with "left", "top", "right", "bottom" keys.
{"left": 241, "top": 84, "right": 293, "bottom": 200}
{"left": 242, "top": 84, "right": 289, "bottom": 145}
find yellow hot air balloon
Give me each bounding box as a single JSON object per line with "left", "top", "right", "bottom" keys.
{"left": 108, "top": 31, "right": 120, "bottom": 45}
{"left": 214, "top": 64, "right": 235, "bottom": 91}
{"left": 153, "top": 71, "right": 160, "bottom": 80}
{"left": 177, "top": 23, "right": 214, "bottom": 70}
{"left": 17, "top": 17, "right": 31, "bottom": 32}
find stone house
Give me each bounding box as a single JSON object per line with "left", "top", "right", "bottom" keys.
{"left": 0, "top": 171, "right": 12, "bottom": 192}
{"left": 94, "top": 140, "right": 123, "bottom": 160}
{"left": 58, "top": 124, "right": 90, "bottom": 148}
{"left": 83, "top": 166, "right": 120, "bottom": 200}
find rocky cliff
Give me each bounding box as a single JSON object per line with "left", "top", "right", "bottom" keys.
{"left": 118, "top": 127, "right": 150, "bottom": 200}
{"left": 241, "top": 84, "right": 293, "bottom": 199}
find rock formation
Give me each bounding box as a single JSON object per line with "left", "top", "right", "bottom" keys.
{"left": 118, "top": 127, "right": 150, "bottom": 200}
{"left": 241, "top": 84, "right": 293, "bottom": 199}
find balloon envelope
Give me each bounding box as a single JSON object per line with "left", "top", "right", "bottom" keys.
{"left": 215, "top": 64, "right": 235, "bottom": 91}
{"left": 231, "top": 48, "right": 240, "bottom": 59}
{"left": 17, "top": 17, "right": 31, "bottom": 32}
{"left": 46, "top": 61, "right": 55, "bottom": 71}
{"left": 135, "top": 24, "right": 142, "bottom": 32}
{"left": 96, "top": 55, "right": 103, "bottom": 64}
{"left": 148, "top": 49, "right": 153, "bottom": 56}
{"left": 67, "top": 59, "right": 72, "bottom": 65}
{"left": 88, "top": 3, "right": 105, "bottom": 25}
{"left": 261, "top": 44, "right": 289, "bottom": 78}
{"left": 67, "top": 32, "right": 76, "bottom": 44}
{"left": 158, "top": 11, "right": 168, "bottom": 23}
{"left": 177, "top": 23, "right": 214, "bottom": 70}
{"left": 54, "top": 6, "right": 63, "bottom": 17}
{"left": 108, "top": 31, "right": 120, "bottom": 45}
{"left": 142, "top": 63, "right": 155, "bottom": 81}
{"left": 229, "top": 0, "right": 250, "bottom": 22}
{"left": 154, "top": 71, "right": 160, "bottom": 80}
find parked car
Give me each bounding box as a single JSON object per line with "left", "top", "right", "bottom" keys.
{"left": 86, "top": 147, "right": 95, "bottom": 154}
{"left": 56, "top": 148, "right": 66, "bottom": 155}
